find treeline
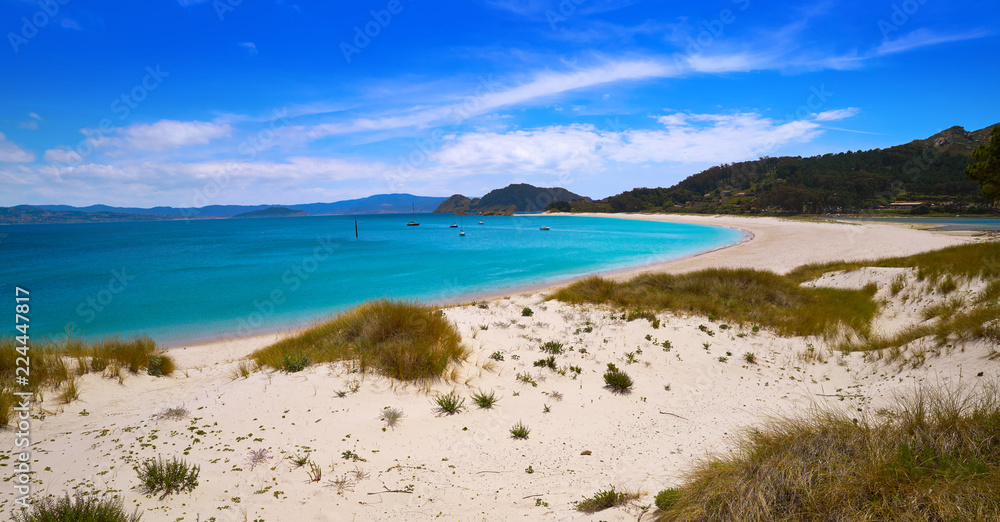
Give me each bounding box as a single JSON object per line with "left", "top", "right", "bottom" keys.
{"left": 553, "top": 124, "right": 997, "bottom": 215}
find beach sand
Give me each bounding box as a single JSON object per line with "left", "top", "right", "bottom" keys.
{"left": 4, "top": 214, "right": 997, "bottom": 521}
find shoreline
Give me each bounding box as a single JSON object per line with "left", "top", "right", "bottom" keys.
{"left": 160, "top": 221, "right": 754, "bottom": 350}
{"left": 161, "top": 213, "right": 968, "bottom": 352}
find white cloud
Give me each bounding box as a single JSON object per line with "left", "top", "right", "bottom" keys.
{"left": 875, "top": 28, "right": 990, "bottom": 56}
{"left": 429, "top": 109, "right": 851, "bottom": 174}
{"left": 44, "top": 148, "right": 82, "bottom": 164}
{"left": 116, "top": 120, "right": 232, "bottom": 152}
{"left": 434, "top": 125, "right": 606, "bottom": 173}
{"left": 18, "top": 120, "right": 39, "bottom": 130}
{"left": 813, "top": 107, "right": 860, "bottom": 121}
{"left": 239, "top": 42, "right": 258, "bottom": 55}
{"left": 0, "top": 133, "right": 35, "bottom": 163}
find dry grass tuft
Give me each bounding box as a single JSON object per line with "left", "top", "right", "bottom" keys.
{"left": 652, "top": 381, "right": 1000, "bottom": 521}
{"left": 251, "top": 299, "right": 467, "bottom": 382}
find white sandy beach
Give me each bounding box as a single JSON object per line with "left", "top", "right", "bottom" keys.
{"left": 3, "top": 214, "right": 997, "bottom": 522}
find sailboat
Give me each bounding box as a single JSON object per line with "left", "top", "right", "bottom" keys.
{"left": 406, "top": 203, "right": 420, "bottom": 226}
{"left": 458, "top": 215, "right": 465, "bottom": 236}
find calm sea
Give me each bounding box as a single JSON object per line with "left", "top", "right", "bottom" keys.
{"left": 1, "top": 214, "right": 743, "bottom": 346}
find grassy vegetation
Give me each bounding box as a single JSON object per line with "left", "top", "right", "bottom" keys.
{"left": 471, "top": 389, "right": 499, "bottom": 409}
{"left": 250, "top": 299, "right": 467, "bottom": 382}
{"left": 433, "top": 390, "right": 465, "bottom": 415}
{"left": 652, "top": 381, "right": 1000, "bottom": 521}
{"left": 12, "top": 494, "right": 142, "bottom": 522}
{"left": 552, "top": 268, "right": 878, "bottom": 338}
{"left": 603, "top": 363, "right": 633, "bottom": 394}
{"left": 136, "top": 456, "right": 200, "bottom": 500}
{"left": 553, "top": 243, "right": 1000, "bottom": 352}
{"left": 576, "top": 486, "right": 640, "bottom": 513}
{"left": 510, "top": 421, "right": 530, "bottom": 439}
{"left": 0, "top": 335, "right": 172, "bottom": 419}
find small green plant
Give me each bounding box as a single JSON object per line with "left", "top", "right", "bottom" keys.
{"left": 583, "top": 325, "right": 593, "bottom": 333}
{"left": 521, "top": 307, "right": 534, "bottom": 317}
{"left": 12, "top": 494, "right": 142, "bottom": 522}
{"left": 380, "top": 407, "right": 404, "bottom": 429}
{"left": 516, "top": 372, "right": 538, "bottom": 387}
{"left": 718, "top": 356, "right": 728, "bottom": 363}
{"left": 477, "top": 302, "right": 489, "bottom": 309}
{"left": 743, "top": 352, "right": 757, "bottom": 364}
{"left": 541, "top": 341, "right": 564, "bottom": 354}
{"left": 341, "top": 450, "right": 361, "bottom": 461}
{"left": 306, "top": 460, "right": 322, "bottom": 482}
{"left": 603, "top": 363, "right": 633, "bottom": 394}
{"left": 568, "top": 365, "right": 583, "bottom": 376}
{"left": 136, "top": 456, "right": 200, "bottom": 499}
{"left": 281, "top": 354, "right": 310, "bottom": 373}
{"left": 625, "top": 351, "right": 638, "bottom": 364}
{"left": 703, "top": 342, "right": 711, "bottom": 350}
{"left": 533, "top": 356, "right": 557, "bottom": 370}
{"left": 576, "top": 486, "right": 638, "bottom": 513}
{"left": 510, "top": 421, "right": 530, "bottom": 439}
{"left": 471, "top": 390, "right": 499, "bottom": 409}
{"left": 654, "top": 488, "right": 681, "bottom": 511}
{"left": 645, "top": 334, "right": 653, "bottom": 341}
{"left": 661, "top": 340, "right": 672, "bottom": 351}
{"left": 433, "top": 390, "right": 465, "bottom": 415}
{"left": 752, "top": 325, "right": 760, "bottom": 333}
{"left": 525, "top": 465, "right": 534, "bottom": 474}
{"left": 146, "top": 355, "right": 174, "bottom": 377}
{"left": 289, "top": 453, "right": 311, "bottom": 468}
{"left": 490, "top": 351, "right": 504, "bottom": 361}
{"left": 543, "top": 404, "right": 551, "bottom": 413}
{"left": 535, "top": 498, "right": 549, "bottom": 507}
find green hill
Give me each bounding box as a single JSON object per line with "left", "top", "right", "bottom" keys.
{"left": 433, "top": 184, "right": 586, "bottom": 214}
{"left": 573, "top": 123, "right": 998, "bottom": 215}
{"left": 232, "top": 207, "right": 309, "bottom": 218}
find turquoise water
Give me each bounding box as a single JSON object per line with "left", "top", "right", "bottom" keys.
{"left": 1, "top": 214, "right": 743, "bottom": 345}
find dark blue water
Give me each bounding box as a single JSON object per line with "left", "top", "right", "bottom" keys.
{"left": 1, "top": 214, "right": 743, "bottom": 345}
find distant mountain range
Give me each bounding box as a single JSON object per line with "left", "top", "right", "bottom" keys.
{"left": 434, "top": 184, "right": 587, "bottom": 214}
{"left": 571, "top": 123, "right": 999, "bottom": 215}
{"left": 232, "top": 207, "right": 309, "bottom": 218}
{"left": 1, "top": 194, "right": 447, "bottom": 224}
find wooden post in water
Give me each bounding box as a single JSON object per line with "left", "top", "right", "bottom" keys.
{"left": 355, "top": 219, "right": 358, "bottom": 238}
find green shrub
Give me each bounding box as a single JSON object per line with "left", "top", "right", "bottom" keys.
{"left": 576, "top": 486, "right": 638, "bottom": 513}
{"left": 521, "top": 307, "right": 534, "bottom": 317}
{"left": 281, "top": 354, "right": 311, "bottom": 373}
{"left": 654, "top": 488, "right": 681, "bottom": 511}
{"left": 489, "top": 351, "right": 504, "bottom": 361}
{"left": 136, "top": 457, "right": 200, "bottom": 500}
{"left": 603, "top": 364, "right": 633, "bottom": 394}
{"left": 252, "top": 299, "right": 467, "bottom": 382}
{"left": 541, "top": 341, "right": 564, "bottom": 354}
{"left": 146, "top": 355, "right": 175, "bottom": 377}
{"left": 510, "top": 421, "right": 530, "bottom": 439}
{"left": 433, "top": 390, "right": 465, "bottom": 415}
{"left": 533, "top": 356, "right": 556, "bottom": 370}
{"left": 12, "top": 494, "right": 142, "bottom": 522}
{"left": 471, "top": 390, "right": 499, "bottom": 409}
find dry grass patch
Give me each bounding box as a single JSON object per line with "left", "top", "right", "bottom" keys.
{"left": 552, "top": 268, "right": 877, "bottom": 337}
{"left": 652, "top": 381, "right": 1000, "bottom": 521}
{"left": 251, "top": 299, "right": 467, "bottom": 382}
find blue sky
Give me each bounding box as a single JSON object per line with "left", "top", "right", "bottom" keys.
{"left": 1, "top": 0, "right": 997, "bottom": 207}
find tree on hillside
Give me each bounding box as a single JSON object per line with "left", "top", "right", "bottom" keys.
{"left": 966, "top": 126, "right": 1000, "bottom": 203}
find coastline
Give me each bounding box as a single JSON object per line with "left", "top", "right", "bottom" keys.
{"left": 8, "top": 213, "right": 997, "bottom": 522}
{"left": 163, "top": 213, "right": 968, "bottom": 352}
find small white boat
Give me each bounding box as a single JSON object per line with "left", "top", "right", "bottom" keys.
{"left": 459, "top": 230, "right": 465, "bottom": 236}
{"left": 449, "top": 223, "right": 458, "bottom": 228}
{"left": 539, "top": 226, "right": 550, "bottom": 231}
{"left": 477, "top": 220, "right": 484, "bottom": 225}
